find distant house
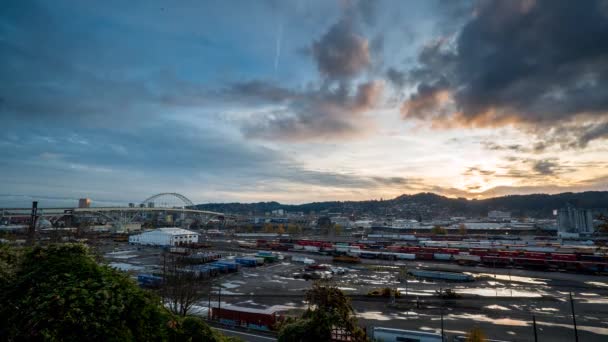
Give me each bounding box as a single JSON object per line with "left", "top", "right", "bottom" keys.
{"left": 128, "top": 227, "right": 199, "bottom": 246}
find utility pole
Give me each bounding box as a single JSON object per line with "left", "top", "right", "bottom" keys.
{"left": 532, "top": 315, "right": 538, "bottom": 342}
{"left": 207, "top": 287, "right": 211, "bottom": 320}
{"left": 440, "top": 307, "right": 444, "bottom": 341}
{"left": 439, "top": 285, "right": 445, "bottom": 341}
{"left": 27, "top": 201, "right": 38, "bottom": 245}
{"left": 570, "top": 292, "right": 579, "bottom": 342}
{"left": 218, "top": 286, "right": 222, "bottom": 323}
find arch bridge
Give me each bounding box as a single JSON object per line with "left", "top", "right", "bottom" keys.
{"left": 70, "top": 193, "right": 225, "bottom": 230}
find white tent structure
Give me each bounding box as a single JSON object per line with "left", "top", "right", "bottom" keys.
{"left": 128, "top": 227, "right": 199, "bottom": 246}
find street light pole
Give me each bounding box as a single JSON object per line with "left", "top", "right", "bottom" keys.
{"left": 440, "top": 307, "right": 444, "bottom": 341}
{"left": 570, "top": 292, "right": 579, "bottom": 342}
{"left": 532, "top": 315, "right": 538, "bottom": 342}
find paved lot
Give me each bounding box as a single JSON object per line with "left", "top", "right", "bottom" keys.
{"left": 98, "top": 242, "right": 608, "bottom": 341}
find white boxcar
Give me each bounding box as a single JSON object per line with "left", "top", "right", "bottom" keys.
{"left": 370, "top": 327, "right": 444, "bottom": 342}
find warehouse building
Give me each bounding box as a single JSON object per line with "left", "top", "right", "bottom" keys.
{"left": 128, "top": 227, "right": 199, "bottom": 246}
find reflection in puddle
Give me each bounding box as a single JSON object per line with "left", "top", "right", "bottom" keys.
{"left": 109, "top": 262, "right": 143, "bottom": 271}
{"left": 537, "top": 321, "right": 608, "bottom": 335}
{"left": 456, "top": 288, "right": 542, "bottom": 297}
{"left": 470, "top": 273, "right": 547, "bottom": 285}
{"left": 485, "top": 304, "right": 511, "bottom": 311}
{"left": 448, "top": 313, "right": 529, "bottom": 327}
{"left": 585, "top": 281, "right": 608, "bottom": 288}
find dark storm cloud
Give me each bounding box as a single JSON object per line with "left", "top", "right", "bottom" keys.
{"left": 401, "top": 78, "right": 451, "bottom": 120}
{"left": 532, "top": 160, "right": 559, "bottom": 175}
{"left": 403, "top": 0, "right": 608, "bottom": 147}
{"left": 385, "top": 67, "right": 406, "bottom": 88}
{"left": 239, "top": 80, "right": 383, "bottom": 140}
{"left": 312, "top": 17, "right": 371, "bottom": 80}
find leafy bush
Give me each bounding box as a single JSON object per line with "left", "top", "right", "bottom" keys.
{"left": 0, "top": 244, "right": 236, "bottom": 342}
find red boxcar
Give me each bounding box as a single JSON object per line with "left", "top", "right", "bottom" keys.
{"left": 551, "top": 253, "right": 577, "bottom": 261}
{"left": 523, "top": 252, "right": 548, "bottom": 260}
{"left": 416, "top": 252, "right": 434, "bottom": 260}
{"left": 212, "top": 306, "right": 281, "bottom": 330}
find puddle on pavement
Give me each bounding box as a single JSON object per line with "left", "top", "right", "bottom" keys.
{"left": 455, "top": 287, "right": 543, "bottom": 297}
{"left": 484, "top": 304, "right": 511, "bottom": 311}
{"left": 469, "top": 273, "right": 547, "bottom": 285}
{"left": 447, "top": 313, "right": 529, "bottom": 327}
{"left": 585, "top": 281, "right": 608, "bottom": 288}
{"left": 109, "top": 262, "right": 144, "bottom": 271}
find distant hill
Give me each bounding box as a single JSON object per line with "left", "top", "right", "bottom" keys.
{"left": 195, "top": 191, "right": 608, "bottom": 219}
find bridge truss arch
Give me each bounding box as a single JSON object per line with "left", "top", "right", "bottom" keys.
{"left": 140, "top": 193, "right": 194, "bottom": 208}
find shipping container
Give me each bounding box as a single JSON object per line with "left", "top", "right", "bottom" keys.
{"left": 235, "top": 257, "right": 258, "bottom": 267}
{"left": 137, "top": 274, "right": 163, "bottom": 288}
{"left": 433, "top": 253, "right": 452, "bottom": 261}
{"left": 394, "top": 253, "right": 416, "bottom": 260}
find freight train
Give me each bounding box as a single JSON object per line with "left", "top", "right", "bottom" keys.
{"left": 253, "top": 239, "right": 608, "bottom": 273}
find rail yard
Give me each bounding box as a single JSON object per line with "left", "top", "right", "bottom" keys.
{"left": 95, "top": 233, "right": 608, "bottom": 342}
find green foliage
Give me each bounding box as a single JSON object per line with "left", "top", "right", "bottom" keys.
{"left": 466, "top": 326, "right": 487, "bottom": 342}
{"left": 0, "top": 244, "right": 22, "bottom": 285}
{"left": 431, "top": 225, "right": 447, "bottom": 235}
{"left": 367, "top": 287, "right": 400, "bottom": 297}
{"left": 597, "top": 214, "right": 608, "bottom": 233}
{"left": 167, "top": 316, "right": 239, "bottom": 342}
{"left": 278, "top": 283, "right": 368, "bottom": 342}
{"left": 196, "top": 191, "right": 608, "bottom": 218}
{"left": 0, "top": 244, "right": 235, "bottom": 342}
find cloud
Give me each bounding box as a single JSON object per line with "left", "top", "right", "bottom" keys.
{"left": 312, "top": 17, "right": 371, "bottom": 80}
{"left": 532, "top": 160, "right": 559, "bottom": 175}
{"left": 239, "top": 80, "right": 384, "bottom": 141}
{"left": 401, "top": 78, "right": 452, "bottom": 121}
{"left": 385, "top": 67, "right": 406, "bottom": 88}
{"left": 403, "top": 0, "right": 608, "bottom": 147}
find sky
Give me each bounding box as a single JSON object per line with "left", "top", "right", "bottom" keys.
{"left": 1, "top": 0, "right": 608, "bottom": 207}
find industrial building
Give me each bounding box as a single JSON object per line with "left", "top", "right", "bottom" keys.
{"left": 488, "top": 210, "right": 511, "bottom": 221}
{"left": 128, "top": 227, "right": 199, "bottom": 246}
{"left": 557, "top": 205, "right": 594, "bottom": 234}
{"left": 78, "top": 198, "right": 91, "bottom": 208}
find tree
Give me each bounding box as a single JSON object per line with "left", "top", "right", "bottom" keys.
{"left": 277, "top": 224, "right": 286, "bottom": 235}
{"left": 278, "top": 283, "right": 368, "bottom": 342}
{"left": 0, "top": 244, "right": 235, "bottom": 342}
{"left": 263, "top": 223, "right": 274, "bottom": 233}
{"left": 458, "top": 223, "right": 467, "bottom": 235}
{"left": 0, "top": 244, "right": 169, "bottom": 341}
{"left": 431, "top": 225, "right": 447, "bottom": 235}
{"left": 466, "top": 326, "right": 487, "bottom": 342}
{"left": 160, "top": 253, "right": 209, "bottom": 317}
{"left": 596, "top": 214, "right": 608, "bottom": 233}
{"left": 287, "top": 223, "right": 300, "bottom": 235}
{"left": 333, "top": 224, "right": 343, "bottom": 236}
{"left": 166, "top": 316, "right": 240, "bottom": 342}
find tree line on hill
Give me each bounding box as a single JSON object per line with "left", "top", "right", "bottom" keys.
{"left": 195, "top": 191, "right": 608, "bottom": 218}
